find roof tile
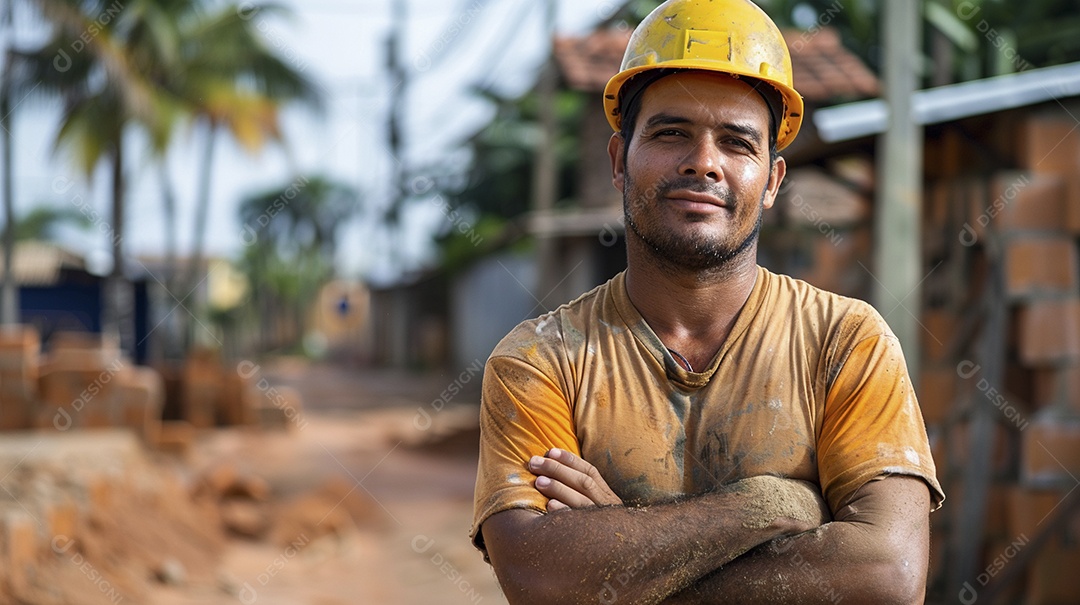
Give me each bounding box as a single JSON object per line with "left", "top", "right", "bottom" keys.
{"left": 554, "top": 26, "right": 879, "bottom": 102}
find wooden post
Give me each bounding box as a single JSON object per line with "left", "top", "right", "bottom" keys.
{"left": 533, "top": 0, "right": 560, "bottom": 310}
{"left": 874, "top": 0, "right": 923, "bottom": 384}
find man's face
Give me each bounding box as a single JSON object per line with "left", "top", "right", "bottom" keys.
{"left": 608, "top": 72, "right": 786, "bottom": 271}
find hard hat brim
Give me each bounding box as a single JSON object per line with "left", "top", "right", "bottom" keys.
{"left": 603, "top": 62, "right": 804, "bottom": 151}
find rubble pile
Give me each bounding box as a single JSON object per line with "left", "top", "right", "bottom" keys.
{"left": 0, "top": 431, "right": 224, "bottom": 604}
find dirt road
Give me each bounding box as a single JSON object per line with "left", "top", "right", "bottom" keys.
{"left": 154, "top": 358, "right": 507, "bottom": 605}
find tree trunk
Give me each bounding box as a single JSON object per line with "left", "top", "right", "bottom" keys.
{"left": 156, "top": 159, "right": 181, "bottom": 360}
{"left": 105, "top": 138, "right": 134, "bottom": 354}
{"left": 180, "top": 119, "right": 218, "bottom": 350}
{"left": 0, "top": 72, "right": 17, "bottom": 325}
{"left": 159, "top": 161, "right": 179, "bottom": 294}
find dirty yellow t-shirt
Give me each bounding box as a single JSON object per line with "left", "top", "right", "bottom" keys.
{"left": 471, "top": 266, "right": 944, "bottom": 551}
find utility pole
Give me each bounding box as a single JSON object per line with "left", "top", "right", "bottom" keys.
{"left": 532, "top": 0, "right": 559, "bottom": 309}
{"left": 874, "top": 0, "right": 922, "bottom": 383}
{"left": 385, "top": 0, "right": 407, "bottom": 271}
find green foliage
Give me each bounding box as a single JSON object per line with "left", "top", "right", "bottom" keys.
{"left": 600, "top": 0, "right": 664, "bottom": 23}
{"left": 437, "top": 214, "right": 517, "bottom": 273}
{"left": 603, "top": 0, "right": 1080, "bottom": 82}
{"left": 169, "top": 2, "right": 321, "bottom": 147}
{"left": 238, "top": 175, "right": 358, "bottom": 261}
{"left": 927, "top": 0, "right": 1080, "bottom": 76}
{"left": 431, "top": 87, "right": 585, "bottom": 268}
{"left": 236, "top": 175, "right": 359, "bottom": 348}
{"left": 11, "top": 0, "right": 323, "bottom": 355}
{"left": 22, "top": 0, "right": 188, "bottom": 167}
{"left": 16, "top": 0, "right": 320, "bottom": 200}
{"left": 757, "top": 0, "right": 1080, "bottom": 79}
{"left": 5, "top": 206, "right": 91, "bottom": 242}
{"left": 448, "top": 87, "right": 584, "bottom": 218}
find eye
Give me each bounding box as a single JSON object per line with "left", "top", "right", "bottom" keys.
{"left": 655, "top": 128, "right": 685, "bottom": 138}
{"left": 722, "top": 137, "right": 754, "bottom": 152}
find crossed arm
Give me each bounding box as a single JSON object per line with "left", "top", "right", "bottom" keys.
{"left": 480, "top": 449, "right": 931, "bottom": 605}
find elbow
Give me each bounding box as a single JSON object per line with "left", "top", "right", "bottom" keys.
{"left": 493, "top": 558, "right": 631, "bottom": 605}
{"left": 887, "top": 536, "right": 929, "bottom": 604}
{"left": 492, "top": 570, "right": 533, "bottom": 605}
{"left": 892, "top": 559, "right": 927, "bottom": 605}
{"left": 861, "top": 557, "right": 926, "bottom": 605}
{"left": 492, "top": 566, "right": 565, "bottom": 605}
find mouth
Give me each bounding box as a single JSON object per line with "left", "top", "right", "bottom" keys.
{"left": 664, "top": 190, "right": 729, "bottom": 212}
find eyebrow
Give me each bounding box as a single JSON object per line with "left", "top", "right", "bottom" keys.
{"left": 642, "top": 112, "right": 764, "bottom": 144}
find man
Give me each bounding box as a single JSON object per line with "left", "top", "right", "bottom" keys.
{"left": 471, "top": 1, "right": 944, "bottom": 603}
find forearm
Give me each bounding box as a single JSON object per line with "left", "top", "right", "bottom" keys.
{"left": 666, "top": 477, "right": 931, "bottom": 605}
{"left": 485, "top": 477, "right": 825, "bottom": 605}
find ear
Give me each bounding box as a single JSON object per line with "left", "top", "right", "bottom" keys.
{"left": 762, "top": 156, "right": 786, "bottom": 210}
{"left": 608, "top": 132, "right": 626, "bottom": 193}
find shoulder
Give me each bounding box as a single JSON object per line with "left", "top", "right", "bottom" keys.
{"left": 489, "top": 274, "right": 620, "bottom": 369}
{"left": 757, "top": 267, "right": 899, "bottom": 383}
{"left": 759, "top": 266, "right": 892, "bottom": 343}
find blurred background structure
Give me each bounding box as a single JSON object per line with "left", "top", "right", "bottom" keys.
{"left": 0, "top": 0, "right": 1079, "bottom": 603}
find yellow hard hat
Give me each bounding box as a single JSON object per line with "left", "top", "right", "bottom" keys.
{"left": 603, "top": 0, "right": 803, "bottom": 150}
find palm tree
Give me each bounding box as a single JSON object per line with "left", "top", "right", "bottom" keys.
{"left": 165, "top": 3, "right": 321, "bottom": 349}
{"left": 14, "top": 0, "right": 319, "bottom": 355}
{"left": 18, "top": 0, "right": 184, "bottom": 351}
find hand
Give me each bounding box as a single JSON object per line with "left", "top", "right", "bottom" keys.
{"left": 723, "top": 476, "right": 831, "bottom": 536}
{"left": 528, "top": 448, "right": 623, "bottom": 512}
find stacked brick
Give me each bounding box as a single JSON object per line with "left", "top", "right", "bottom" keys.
{"left": 182, "top": 347, "right": 266, "bottom": 429}
{"left": 920, "top": 107, "right": 1080, "bottom": 603}
{"left": 182, "top": 347, "right": 226, "bottom": 428}
{"left": 0, "top": 326, "right": 40, "bottom": 430}
{"left": 38, "top": 332, "right": 131, "bottom": 431}
{"left": 0, "top": 328, "right": 283, "bottom": 451}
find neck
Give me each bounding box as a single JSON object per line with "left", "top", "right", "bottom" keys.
{"left": 624, "top": 234, "right": 759, "bottom": 370}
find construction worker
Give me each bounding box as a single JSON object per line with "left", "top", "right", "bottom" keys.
{"left": 471, "top": 0, "right": 944, "bottom": 602}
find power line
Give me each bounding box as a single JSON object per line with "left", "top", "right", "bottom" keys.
{"left": 474, "top": 1, "right": 542, "bottom": 92}
{"left": 412, "top": 0, "right": 492, "bottom": 72}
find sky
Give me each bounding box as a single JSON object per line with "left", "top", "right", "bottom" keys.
{"left": 6, "top": 0, "right": 624, "bottom": 282}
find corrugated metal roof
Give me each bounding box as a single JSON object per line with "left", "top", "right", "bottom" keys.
{"left": 814, "top": 62, "right": 1080, "bottom": 142}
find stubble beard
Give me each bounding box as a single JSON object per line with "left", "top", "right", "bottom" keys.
{"left": 623, "top": 171, "right": 767, "bottom": 276}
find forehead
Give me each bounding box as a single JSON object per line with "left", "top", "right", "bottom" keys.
{"left": 637, "top": 72, "right": 770, "bottom": 127}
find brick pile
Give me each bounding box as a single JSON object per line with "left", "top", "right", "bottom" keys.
{"left": 0, "top": 326, "right": 39, "bottom": 431}
{"left": 0, "top": 330, "right": 297, "bottom": 451}
{"left": 178, "top": 347, "right": 291, "bottom": 434}
{"left": 921, "top": 107, "right": 1080, "bottom": 603}
{"left": 0, "top": 346, "right": 324, "bottom": 603}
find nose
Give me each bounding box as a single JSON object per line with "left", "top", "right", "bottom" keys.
{"left": 678, "top": 138, "right": 722, "bottom": 181}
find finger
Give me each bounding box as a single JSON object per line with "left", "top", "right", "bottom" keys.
{"left": 547, "top": 449, "right": 613, "bottom": 494}
{"left": 530, "top": 456, "right": 592, "bottom": 491}
{"left": 529, "top": 455, "right": 621, "bottom": 506}
{"left": 545, "top": 448, "right": 592, "bottom": 474}
{"left": 543, "top": 450, "right": 621, "bottom": 504}
{"left": 534, "top": 475, "right": 597, "bottom": 509}
{"left": 547, "top": 499, "right": 569, "bottom": 512}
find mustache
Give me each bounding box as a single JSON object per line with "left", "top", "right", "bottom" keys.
{"left": 653, "top": 177, "right": 736, "bottom": 205}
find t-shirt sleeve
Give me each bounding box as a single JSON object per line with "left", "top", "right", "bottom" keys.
{"left": 470, "top": 354, "right": 580, "bottom": 554}
{"left": 817, "top": 331, "right": 945, "bottom": 514}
